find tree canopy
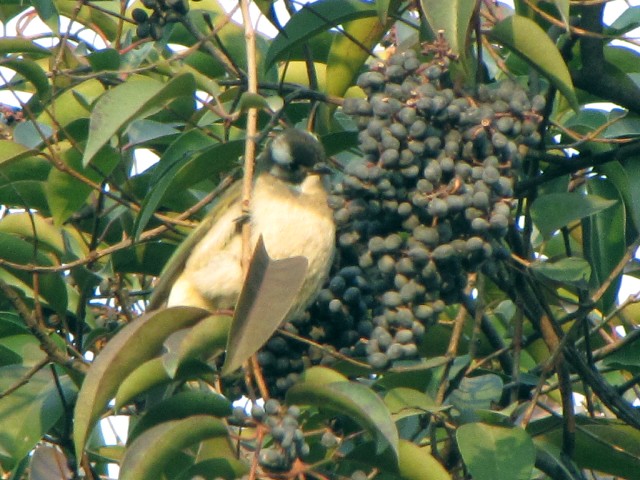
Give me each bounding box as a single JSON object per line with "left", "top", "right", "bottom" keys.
{"left": 0, "top": 1, "right": 640, "bottom": 479}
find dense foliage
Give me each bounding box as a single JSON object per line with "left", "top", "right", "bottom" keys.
{"left": 0, "top": 0, "right": 640, "bottom": 479}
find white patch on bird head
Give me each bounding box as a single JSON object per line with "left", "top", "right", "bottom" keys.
{"left": 270, "top": 135, "right": 293, "bottom": 166}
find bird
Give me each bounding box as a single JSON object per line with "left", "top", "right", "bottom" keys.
{"left": 147, "top": 128, "right": 336, "bottom": 324}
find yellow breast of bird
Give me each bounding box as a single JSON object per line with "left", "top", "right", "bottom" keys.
{"left": 168, "top": 172, "right": 335, "bottom": 319}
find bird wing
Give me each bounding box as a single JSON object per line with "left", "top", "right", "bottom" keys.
{"left": 147, "top": 180, "right": 243, "bottom": 310}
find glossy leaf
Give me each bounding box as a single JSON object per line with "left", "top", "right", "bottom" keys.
{"left": 128, "top": 391, "right": 232, "bottom": 443}
{"left": 530, "top": 192, "right": 617, "bottom": 238}
{"left": 398, "top": 439, "right": 451, "bottom": 480}
{"left": 457, "top": 423, "right": 535, "bottom": 480}
{"left": 0, "top": 212, "right": 65, "bottom": 256}
{"left": 175, "top": 458, "right": 248, "bottom": 480}
{"left": 33, "top": 0, "right": 59, "bottom": 34}
{"left": 287, "top": 379, "right": 399, "bottom": 459}
{"left": 609, "top": 6, "right": 640, "bottom": 34}
{"left": 87, "top": 48, "right": 120, "bottom": 72}
{"left": 83, "top": 74, "right": 195, "bottom": 166}
{"left": 0, "top": 140, "right": 38, "bottom": 165}
{"left": 111, "top": 242, "right": 176, "bottom": 276}
{"left": 530, "top": 257, "right": 591, "bottom": 286}
{"left": 419, "top": 0, "right": 476, "bottom": 57}
{"left": 265, "top": 0, "right": 377, "bottom": 68}
{"left": 530, "top": 416, "right": 640, "bottom": 478}
{"left": 46, "top": 142, "right": 120, "bottom": 225}
{"left": 602, "top": 339, "right": 640, "bottom": 371}
{"left": 163, "top": 314, "right": 230, "bottom": 377}
{"left": 222, "top": 236, "right": 308, "bottom": 375}
{"left": 582, "top": 177, "right": 626, "bottom": 313}
{"left": 133, "top": 133, "right": 242, "bottom": 240}
{"left": 73, "top": 306, "right": 210, "bottom": 459}
{"left": 490, "top": 15, "right": 578, "bottom": 110}
{"left": 114, "top": 357, "right": 171, "bottom": 409}
{"left": 326, "top": 16, "right": 387, "bottom": 101}
{"left": 384, "top": 387, "right": 444, "bottom": 420}
{"left": 447, "top": 374, "right": 503, "bottom": 412}
{"left": 599, "top": 157, "right": 640, "bottom": 233}
{"left": 0, "top": 38, "right": 51, "bottom": 56}
{"left": 2, "top": 58, "right": 50, "bottom": 100}
{"left": 0, "top": 366, "right": 76, "bottom": 471}
{"left": 0, "top": 232, "right": 68, "bottom": 314}
{"left": 119, "top": 415, "right": 227, "bottom": 480}
{"left": 297, "top": 365, "right": 349, "bottom": 385}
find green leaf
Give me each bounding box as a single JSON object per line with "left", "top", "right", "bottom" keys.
{"left": 114, "top": 357, "right": 171, "bottom": 409}
{"left": 2, "top": 58, "right": 50, "bottom": 100}
{"left": 125, "top": 119, "right": 179, "bottom": 146}
{"left": 0, "top": 212, "right": 65, "bottom": 255}
{"left": 384, "top": 387, "right": 445, "bottom": 421}
{"left": 0, "top": 38, "right": 51, "bottom": 56}
{"left": 46, "top": 142, "right": 120, "bottom": 225}
{"left": 297, "top": 365, "right": 349, "bottom": 385}
{"left": 33, "top": 0, "right": 59, "bottom": 34}
{"left": 457, "top": 423, "right": 535, "bottom": 480}
{"left": 111, "top": 242, "right": 176, "bottom": 276}
{"left": 0, "top": 232, "right": 68, "bottom": 314}
{"left": 73, "top": 306, "right": 210, "bottom": 460}
{"left": 175, "top": 458, "right": 249, "bottom": 480}
{"left": 447, "top": 374, "right": 503, "bottom": 412}
{"left": 119, "top": 416, "right": 228, "bottom": 480}
{"left": 0, "top": 140, "right": 37, "bottom": 165}
{"left": 83, "top": 73, "right": 195, "bottom": 166}
{"left": 582, "top": 177, "right": 626, "bottom": 313}
{"left": 530, "top": 257, "right": 591, "bottom": 286}
{"left": 0, "top": 366, "right": 76, "bottom": 471}
{"left": 163, "top": 314, "right": 230, "bottom": 377}
{"left": 87, "top": 48, "right": 120, "bottom": 72}
{"left": 133, "top": 133, "right": 243, "bottom": 240}
{"left": 287, "top": 379, "right": 399, "bottom": 459}
{"left": 237, "top": 92, "right": 269, "bottom": 112}
{"left": 128, "top": 391, "right": 232, "bottom": 443}
{"left": 530, "top": 416, "right": 640, "bottom": 479}
{"left": 609, "top": 6, "right": 640, "bottom": 34}
{"left": 599, "top": 157, "right": 640, "bottom": 234}
{"left": 419, "top": 0, "right": 476, "bottom": 58}
{"left": 222, "top": 236, "right": 307, "bottom": 374}
{"left": 530, "top": 192, "right": 617, "bottom": 238}
{"left": 265, "top": 0, "right": 377, "bottom": 68}
{"left": 397, "top": 439, "right": 452, "bottom": 480}
{"left": 326, "top": 16, "right": 387, "bottom": 100}
{"left": 489, "top": 15, "right": 578, "bottom": 110}
{"left": 603, "top": 339, "right": 640, "bottom": 372}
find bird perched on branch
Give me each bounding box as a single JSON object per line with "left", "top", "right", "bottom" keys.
{"left": 147, "top": 128, "right": 336, "bottom": 323}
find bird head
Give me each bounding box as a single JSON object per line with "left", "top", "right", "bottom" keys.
{"left": 265, "top": 129, "right": 329, "bottom": 184}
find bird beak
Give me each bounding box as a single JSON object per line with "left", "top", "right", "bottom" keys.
{"left": 311, "top": 162, "right": 332, "bottom": 175}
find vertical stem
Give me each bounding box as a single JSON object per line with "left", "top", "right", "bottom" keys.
{"left": 239, "top": 0, "right": 259, "bottom": 273}
{"left": 239, "top": 0, "right": 269, "bottom": 401}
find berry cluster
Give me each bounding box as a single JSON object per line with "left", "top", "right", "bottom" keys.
{"left": 132, "top": 0, "right": 189, "bottom": 40}
{"left": 249, "top": 50, "right": 544, "bottom": 395}
{"left": 250, "top": 399, "right": 310, "bottom": 472}
{"left": 311, "top": 50, "right": 543, "bottom": 369}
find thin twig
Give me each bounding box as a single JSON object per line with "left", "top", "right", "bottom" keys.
{"left": 0, "top": 357, "right": 50, "bottom": 399}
